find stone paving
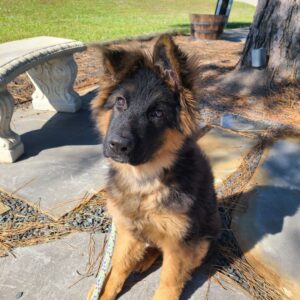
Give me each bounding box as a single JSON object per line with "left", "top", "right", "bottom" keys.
{"left": 1, "top": 95, "right": 299, "bottom": 299}
{"left": 198, "top": 127, "right": 257, "bottom": 186}
{"left": 0, "top": 232, "right": 105, "bottom": 300}
{"left": 0, "top": 90, "right": 108, "bottom": 220}
{"left": 0, "top": 231, "right": 251, "bottom": 300}
{"left": 232, "top": 138, "right": 300, "bottom": 299}
{"left": 0, "top": 29, "right": 300, "bottom": 299}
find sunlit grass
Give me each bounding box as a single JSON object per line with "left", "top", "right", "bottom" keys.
{"left": 0, "top": 0, "right": 255, "bottom": 43}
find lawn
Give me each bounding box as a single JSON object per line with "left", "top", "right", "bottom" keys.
{"left": 0, "top": 0, "right": 255, "bottom": 43}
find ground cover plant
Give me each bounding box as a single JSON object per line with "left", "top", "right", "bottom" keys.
{"left": 0, "top": 0, "right": 254, "bottom": 43}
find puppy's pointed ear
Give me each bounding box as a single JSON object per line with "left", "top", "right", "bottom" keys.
{"left": 100, "top": 46, "right": 147, "bottom": 81}
{"left": 154, "top": 35, "right": 199, "bottom": 135}
{"left": 101, "top": 47, "right": 131, "bottom": 80}
{"left": 153, "top": 35, "right": 188, "bottom": 90}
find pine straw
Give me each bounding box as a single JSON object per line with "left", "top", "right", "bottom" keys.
{"left": 212, "top": 127, "right": 292, "bottom": 300}
{"left": 214, "top": 241, "right": 283, "bottom": 300}
{"left": 68, "top": 233, "right": 109, "bottom": 288}
{"left": 204, "top": 82, "right": 300, "bottom": 129}
{"left": 0, "top": 221, "right": 73, "bottom": 257}
{"left": 1, "top": 128, "right": 297, "bottom": 298}
{"left": 0, "top": 191, "right": 109, "bottom": 257}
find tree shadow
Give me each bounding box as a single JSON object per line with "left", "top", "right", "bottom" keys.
{"left": 18, "top": 89, "right": 100, "bottom": 161}
{"left": 226, "top": 22, "right": 251, "bottom": 29}
{"left": 170, "top": 22, "right": 251, "bottom": 41}
{"left": 115, "top": 185, "right": 300, "bottom": 299}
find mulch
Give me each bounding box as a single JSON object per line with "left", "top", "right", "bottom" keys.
{"left": 8, "top": 35, "right": 299, "bottom": 128}
{"left": 7, "top": 35, "right": 242, "bottom": 104}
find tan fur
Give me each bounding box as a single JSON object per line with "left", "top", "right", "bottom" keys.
{"left": 153, "top": 240, "right": 210, "bottom": 300}
{"left": 101, "top": 138, "right": 208, "bottom": 300}
{"left": 102, "top": 45, "right": 153, "bottom": 81}
{"left": 89, "top": 35, "right": 215, "bottom": 300}
{"left": 97, "top": 110, "right": 112, "bottom": 135}
{"left": 110, "top": 128, "right": 184, "bottom": 191}
{"left": 91, "top": 36, "right": 200, "bottom": 138}
{"left": 179, "top": 89, "right": 200, "bottom": 135}
{"left": 99, "top": 221, "right": 210, "bottom": 300}
{"left": 100, "top": 225, "right": 146, "bottom": 300}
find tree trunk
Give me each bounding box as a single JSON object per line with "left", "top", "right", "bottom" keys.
{"left": 238, "top": 0, "right": 300, "bottom": 83}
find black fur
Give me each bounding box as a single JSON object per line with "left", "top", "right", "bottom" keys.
{"left": 163, "top": 137, "right": 220, "bottom": 242}
{"left": 91, "top": 35, "right": 221, "bottom": 300}
{"left": 103, "top": 67, "right": 180, "bottom": 165}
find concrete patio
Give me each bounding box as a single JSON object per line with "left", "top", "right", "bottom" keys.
{"left": 1, "top": 25, "right": 300, "bottom": 299}
{"left": 0, "top": 90, "right": 108, "bottom": 220}
{"left": 0, "top": 231, "right": 251, "bottom": 300}
{"left": 1, "top": 91, "right": 299, "bottom": 299}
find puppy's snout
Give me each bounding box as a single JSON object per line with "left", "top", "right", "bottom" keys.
{"left": 108, "top": 136, "right": 133, "bottom": 155}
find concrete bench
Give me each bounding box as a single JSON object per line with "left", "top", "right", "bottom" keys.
{"left": 0, "top": 36, "right": 86, "bottom": 163}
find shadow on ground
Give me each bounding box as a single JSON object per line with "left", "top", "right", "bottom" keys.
{"left": 115, "top": 185, "right": 300, "bottom": 299}
{"left": 19, "top": 89, "right": 100, "bottom": 160}
{"left": 170, "top": 22, "right": 251, "bottom": 36}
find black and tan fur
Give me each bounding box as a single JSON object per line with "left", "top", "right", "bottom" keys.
{"left": 89, "top": 35, "right": 220, "bottom": 300}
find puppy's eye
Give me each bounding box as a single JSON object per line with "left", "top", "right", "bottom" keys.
{"left": 150, "top": 109, "right": 164, "bottom": 119}
{"left": 115, "top": 96, "right": 127, "bottom": 110}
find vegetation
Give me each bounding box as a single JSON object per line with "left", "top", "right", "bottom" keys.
{"left": 0, "top": 0, "right": 254, "bottom": 43}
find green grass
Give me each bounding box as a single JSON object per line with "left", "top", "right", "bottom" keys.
{"left": 0, "top": 0, "right": 255, "bottom": 43}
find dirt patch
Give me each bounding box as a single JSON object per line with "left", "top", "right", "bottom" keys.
{"left": 8, "top": 35, "right": 299, "bottom": 127}
{"left": 7, "top": 36, "right": 241, "bottom": 104}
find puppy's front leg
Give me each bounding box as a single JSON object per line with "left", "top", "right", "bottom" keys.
{"left": 100, "top": 225, "right": 145, "bottom": 300}
{"left": 153, "top": 240, "right": 210, "bottom": 300}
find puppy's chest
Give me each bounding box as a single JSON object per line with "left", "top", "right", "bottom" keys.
{"left": 107, "top": 181, "right": 189, "bottom": 244}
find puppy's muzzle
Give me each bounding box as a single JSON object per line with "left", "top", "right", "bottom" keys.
{"left": 108, "top": 135, "right": 134, "bottom": 156}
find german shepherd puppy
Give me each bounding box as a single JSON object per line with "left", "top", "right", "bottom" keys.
{"left": 90, "top": 35, "right": 220, "bottom": 300}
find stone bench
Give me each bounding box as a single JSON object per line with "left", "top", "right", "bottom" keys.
{"left": 0, "top": 36, "right": 86, "bottom": 163}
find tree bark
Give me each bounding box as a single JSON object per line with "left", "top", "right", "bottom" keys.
{"left": 238, "top": 0, "right": 300, "bottom": 83}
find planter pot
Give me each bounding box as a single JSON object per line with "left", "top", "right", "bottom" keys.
{"left": 190, "top": 14, "right": 228, "bottom": 40}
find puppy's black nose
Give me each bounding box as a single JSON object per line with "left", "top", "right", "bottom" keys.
{"left": 108, "top": 136, "right": 133, "bottom": 155}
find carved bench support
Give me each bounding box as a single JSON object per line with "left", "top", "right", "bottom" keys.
{"left": 0, "top": 37, "right": 86, "bottom": 163}
{"left": 0, "top": 86, "right": 24, "bottom": 163}
{"left": 27, "top": 55, "right": 82, "bottom": 113}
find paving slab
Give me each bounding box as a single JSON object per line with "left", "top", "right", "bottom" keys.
{"left": 0, "top": 232, "right": 105, "bottom": 300}
{"left": 0, "top": 230, "right": 250, "bottom": 300}
{"left": 0, "top": 92, "right": 108, "bottom": 219}
{"left": 198, "top": 127, "right": 257, "bottom": 186}
{"left": 120, "top": 266, "right": 250, "bottom": 300}
{"left": 232, "top": 138, "right": 300, "bottom": 299}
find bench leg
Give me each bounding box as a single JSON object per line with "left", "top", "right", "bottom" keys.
{"left": 0, "top": 86, "right": 24, "bottom": 163}
{"left": 27, "top": 55, "right": 82, "bottom": 113}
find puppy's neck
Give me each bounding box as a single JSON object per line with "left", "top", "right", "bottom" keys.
{"left": 110, "top": 150, "right": 175, "bottom": 183}
{"left": 109, "top": 153, "right": 173, "bottom": 196}
{"left": 109, "top": 129, "right": 185, "bottom": 194}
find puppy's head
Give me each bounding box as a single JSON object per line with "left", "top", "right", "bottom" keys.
{"left": 92, "top": 35, "right": 199, "bottom": 166}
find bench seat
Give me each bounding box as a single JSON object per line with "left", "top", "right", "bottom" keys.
{"left": 0, "top": 36, "right": 86, "bottom": 163}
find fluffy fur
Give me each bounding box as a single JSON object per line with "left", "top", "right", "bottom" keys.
{"left": 89, "top": 35, "right": 220, "bottom": 300}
